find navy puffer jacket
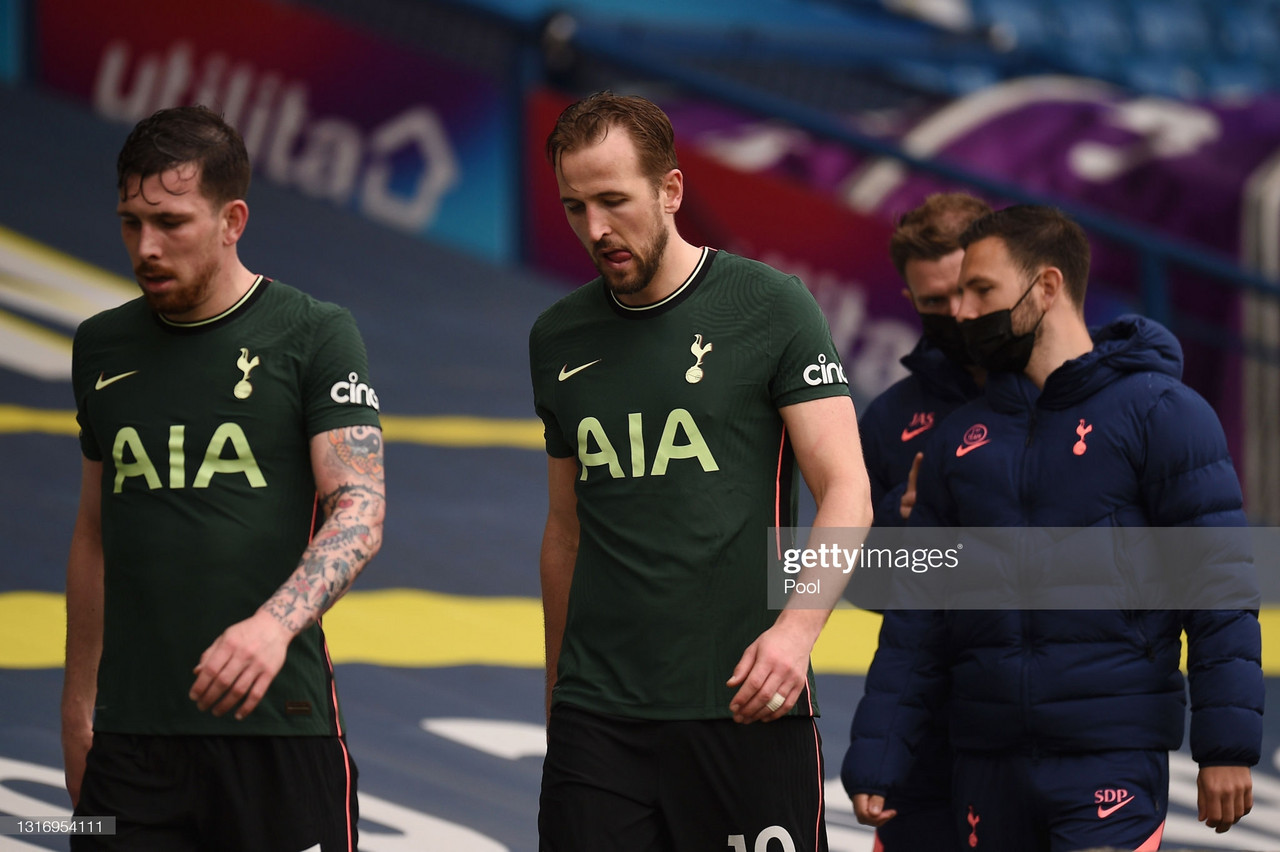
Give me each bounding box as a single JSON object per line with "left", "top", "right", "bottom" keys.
{"left": 842, "top": 316, "right": 1263, "bottom": 798}
{"left": 846, "top": 337, "right": 982, "bottom": 806}
{"left": 857, "top": 336, "right": 982, "bottom": 529}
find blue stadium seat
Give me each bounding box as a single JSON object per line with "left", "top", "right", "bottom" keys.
{"left": 1047, "top": 0, "right": 1127, "bottom": 51}
{"left": 969, "top": 0, "right": 1055, "bottom": 50}
{"left": 1122, "top": 56, "right": 1203, "bottom": 98}
{"left": 1212, "top": 1, "right": 1280, "bottom": 59}
{"left": 887, "top": 59, "right": 1002, "bottom": 95}
{"left": 1199, "top": 58, "right": 1269, "bottom": 98}
{"left": 1130, "top": 0, "right": 1213, "bottom": 56}
{"left": 1044, "top": 0, "right": 1131, "bottom": 77}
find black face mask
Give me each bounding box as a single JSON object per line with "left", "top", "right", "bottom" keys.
{"left": 919, "top": 313, "right": 971, "bottom": 366}
{"left": 960, "top": 280, "right": 1044, "bottom": 373}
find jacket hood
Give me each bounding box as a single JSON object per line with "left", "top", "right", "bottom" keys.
{"left": 900, "top": 335, "right": 982, "bottom": 404}
{"left": 1088, "top": 314, "right": 1184, "bottom": 380}
{"left": 988, "top": 314, "right": 1184, "bottom": 412}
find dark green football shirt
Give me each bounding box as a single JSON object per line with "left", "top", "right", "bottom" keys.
{"left": 72, "top": 277, "right": 380, "bottom": 735}
{"left": 529, "top": 249, "right": 850, "bottom": 719}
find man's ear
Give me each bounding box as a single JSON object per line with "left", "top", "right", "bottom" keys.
{"left": 662, "top": 169, "right": 683, "bottom": 214}
{"left": 222, "top": 200, "right": 249, "bottom": 245}
{"left": 1038, "top": 266, "right": 1064, "bottom": 311}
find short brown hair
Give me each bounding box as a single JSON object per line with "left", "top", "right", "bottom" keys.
{"left": 545, "top": 91, "right": 679, "bottom": 186}
{"left": 117, "top": 105, "right": 250, "bottom": 207}
{"left": 889, "top": 193, "right": 992, "bottom": 279}
{"left": 959, "top": 205, "right": 1091, "bottom": 308}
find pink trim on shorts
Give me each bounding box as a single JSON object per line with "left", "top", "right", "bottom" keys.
{"left": 322, "top": 636, "right": 355, "bottom": 852}
{"left": 809, "top": 714, "right": 824, "bottom": 852}
{"left": 1134, "top": 819, "right": 1165, "bottom": 851}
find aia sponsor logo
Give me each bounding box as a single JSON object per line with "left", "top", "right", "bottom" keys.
{"left": 955, "top": 424, "right": 991, "bottom": 458}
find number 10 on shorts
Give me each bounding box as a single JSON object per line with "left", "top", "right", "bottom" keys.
{"left": 728, "top": 826, "right": 797, "bottom": 851}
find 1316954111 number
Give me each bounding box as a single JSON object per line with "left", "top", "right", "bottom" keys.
{"left": 1, "top": 816, "right": 116, "bottom": 835}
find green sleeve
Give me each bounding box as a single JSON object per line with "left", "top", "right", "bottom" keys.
{"left": 768, "top": 275, "right": 850, "bottom": 409}
{"left": 529, "top": 317, "right": 575, "bottom": 459}
{"left": 303, "top": 307, "right": 381, "bottom": 436}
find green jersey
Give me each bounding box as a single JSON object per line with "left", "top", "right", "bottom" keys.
{"left": 71, "top": 277, "right": 380, "bottom": 736}
{"left": 530, "top": 249, "right": 850, "bottom": 720}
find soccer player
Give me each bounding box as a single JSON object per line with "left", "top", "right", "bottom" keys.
{"left": 61, "top": 105, "right": 385, "bottom": 851}
{"left": 842, "top": 193, "right": 990, "bottom": 850}
{"left": 854, "top": 193, "right": 990, "bottom": 529}
{"left": 530, "top": 91, "right": 873, "bottom": 851}
{"left": 846, "top": 204, "right": 1262, "bottom": 851}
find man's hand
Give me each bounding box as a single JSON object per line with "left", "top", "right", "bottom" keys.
{"left": 853, "top": 793, "right": 897, "bottom": 827}
{"left": 61, "top": 718, "right": 93, "bottom": 807}
{"left": 63, "top": 457, "right": 104, "bottom": 807}
{"left": 899, "top": 452, "right": 923, "bottom": 520}
{"left": 1198, "top": 765, "right": 1252, "bottom": 833}
{"left": 726, "top": 617, "right": 818, "bottom": 724}
{"left": 189, "top": 610, "right": 294, "bottom": 720}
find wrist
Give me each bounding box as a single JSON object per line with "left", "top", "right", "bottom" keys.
{"left": 773, "top": 607, "right": 828, "bottom": 646}
{"left": 255, "top": 603, "right": 307, "bottom": 640}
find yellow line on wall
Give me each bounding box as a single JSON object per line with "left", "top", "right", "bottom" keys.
{"left": 0, "top": 406, "right": 544, "bottom": 448}
{"left": 0, "top": 590, "right": 875, "bottom": 670}
{"left": 0, "top": 306, "right": 76, "bottom": 351}
{"left": 0, "top": 224, "right": 137, "bottom": 296}
{"left": 379, "top": 414, "right": 543, "bottom": 449}
{"left": 3, "top": 590, "right": 1278, "bottom": 675}
{"left": 0, "top": 405, "right": 78, "bottom": 435}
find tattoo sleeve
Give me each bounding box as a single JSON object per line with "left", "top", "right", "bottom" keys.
{"left": 262, "top": 425, "right": 386, "bottom": 635}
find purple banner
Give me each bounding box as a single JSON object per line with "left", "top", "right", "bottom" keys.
{"left": 667, "top": 77, "right": 1280, "bottom": 508}
{"left": 37, "top": 0, "right": 517, "bottom": 260}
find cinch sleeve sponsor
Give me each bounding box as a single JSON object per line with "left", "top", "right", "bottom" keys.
{"left": 304, "top": 308, "right": 381, "bottom": 436}
{"left": 769, "top": 276, "right": 849, "bottom": 409}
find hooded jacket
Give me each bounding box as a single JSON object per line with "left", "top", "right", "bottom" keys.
{"left": 843, "top": 316, "right": 1262, "bottom": 798}
{"left": 846, "top": 334, "right": 982, "bottom": 810}
{"left": 858, "top": 335, "right": 982, "bottom": 529}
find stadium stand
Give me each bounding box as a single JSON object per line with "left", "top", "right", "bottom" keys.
{"left": 4, "top": 2, "right": 1280, "bottom": 848}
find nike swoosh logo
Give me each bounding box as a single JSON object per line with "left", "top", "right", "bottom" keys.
{"left": 558, "top": 360, "right": 601, "bottom": 382}
{"left": 901, "top": 424, "right": 933, "bottom": 442}
{"left": 955, "top": 439, "right": 990, "bottom": 457}
{"left": 95, "top": 370, "right": 139, "bottom": 390}
{"left": 1097, "top": 796, "right": 1135, "bottom": 819}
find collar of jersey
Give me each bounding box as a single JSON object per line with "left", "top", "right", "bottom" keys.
{"left": 606, "top": 247, "right": 715, "bottom": 319}
{"left": 154, "top": 275, "right": 269, "bottom": 334}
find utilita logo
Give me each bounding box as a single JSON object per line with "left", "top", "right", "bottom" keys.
{"left": 93, "top": 42, "right": 458, "bottom": 232}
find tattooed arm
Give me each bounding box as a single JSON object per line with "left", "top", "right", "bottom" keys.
{"left": 262, "top": 426, "right": 386, "bottom": 632}
{"left": 189, "top": 425, "right": 386, "bottom": 720}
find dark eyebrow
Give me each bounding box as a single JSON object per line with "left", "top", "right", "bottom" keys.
{"left": 117, "top": 208, "right": 191, "bottom": 220}
{"left": 961, "top": 274, "right": 997, "bottom": 289}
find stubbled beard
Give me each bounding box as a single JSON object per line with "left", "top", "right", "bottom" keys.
{"left": 595, "top": 224, "right": 669, "bottom": 298}
{"left": 138, "top": 257, "right": 218, "bottom": 317}
{"left": 1011, "top": 282, "right": 1044, "bottom": 341}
